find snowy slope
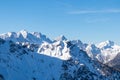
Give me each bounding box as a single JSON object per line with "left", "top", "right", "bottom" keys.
{"left": 96, "top": 40, "right": 120, "bottom": 63}
{"left": 0, "top": 30, "right": 120, "bottom": 80}
{"left": 85, "top": 40, "right": 120, "bottom": 64}
{"left": 0, "top": 39, "right": 63, "bottom": 80}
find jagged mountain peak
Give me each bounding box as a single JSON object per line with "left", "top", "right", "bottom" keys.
{"left": 31, "top": 32, "right": 41, "bottom": 38}
{"left": 105, "top": 40, "right": 115, "bottom": 45}
{"left": 19, "top": 29, "right": 28, "bottom": 33}
{"left": 97, "top": 40, "right": 115, "bottom": 49}
{"left": 18, "top": 29, "right": 28, "bottom": 38}
{"left": 0, "top": 30, "right": 52, "bottom": 44}
{"left": 1, "top": 30, "right": 120, "bottom": 80}
{"left": 54, "top": 35, "right": 67, "bottom": 41}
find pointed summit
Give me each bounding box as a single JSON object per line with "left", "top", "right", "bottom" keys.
{"left": 19, "top": 29, "right": 28, "bottom": 33}
{"left": 97, "top": 40, "right": 115, "bottom": 49}
{"left": 19, "top": 29, "right": 28, "bottom": 38}
{"left": 54, "top": 35, "right": 67, "bottom": 41}
{"left": 0, "top": 30, "right": 52, "bottom": 44}
{"left": 106, "top": 40, "right": 114, "bottom": 45}
{"left": 32, "top": 32, "right": 41, "bottom": 38}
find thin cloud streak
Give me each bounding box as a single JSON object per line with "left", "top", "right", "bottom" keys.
{"left": 68, "top": 9, "right": 120, "bottom": 14}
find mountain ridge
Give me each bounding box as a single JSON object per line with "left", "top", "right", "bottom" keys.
{"left": 0, "top": 30, "right": 120, "bottom": 80}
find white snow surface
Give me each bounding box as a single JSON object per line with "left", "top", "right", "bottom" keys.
{"left": 0, "top": 30, "right": 120, "bottom": 80}
{"left": 1, "top": 30, "right": 120, "bottom": 63}
{"left": 0, "top": 30, "right": 52, "bottom": 44}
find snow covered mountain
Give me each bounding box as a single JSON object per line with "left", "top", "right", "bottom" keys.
{"left": 0, "top": 30, "right": 52, "bottom": 44}
{"left": 85, "top": 40, "right": 120, "bottom": 63}
{"left": 0, "top": 30, "right": 120, "bottom": 80}
{"left": 96, "top": 40, "right": 120, "bottom": 63}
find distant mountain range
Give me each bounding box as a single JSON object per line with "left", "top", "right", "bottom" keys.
{"left": 0, "top": 30, "right": 120, "bottom": 80}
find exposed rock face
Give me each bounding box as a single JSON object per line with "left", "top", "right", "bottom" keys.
{"left": 0, "top": 31, "right": 120, "bottom": 80}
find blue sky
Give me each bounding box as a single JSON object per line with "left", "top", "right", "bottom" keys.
{"left": 0, "top": 0, "right": 120, "bottom": 44}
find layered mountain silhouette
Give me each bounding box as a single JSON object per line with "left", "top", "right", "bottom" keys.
{"left": 0, "top": 30, "right": 120, "bottom": 80}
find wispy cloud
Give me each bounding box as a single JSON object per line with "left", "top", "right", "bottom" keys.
{"left": 68, "top": 9, "right": 120, "bottom": 14}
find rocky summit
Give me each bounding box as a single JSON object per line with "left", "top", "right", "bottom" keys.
{"left": 0, "top": 30, "right": 120, "bottom": 80}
